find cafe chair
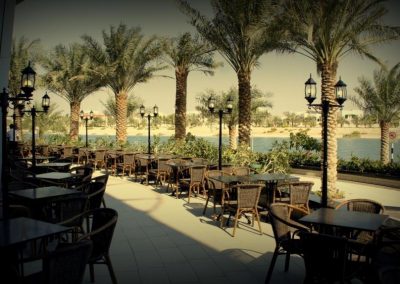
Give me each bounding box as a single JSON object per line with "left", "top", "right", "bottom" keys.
{"left": 91, "top": 174, "right": 109, "bottom": 208}
{"left": 148, "top": 157, "right": 171, "bottom": 187}
{"left": 203, "top": 170, "right": 230, "bottom": 217}
{"left": 335, "top": 198, "right": 385, "bottom": 214}
{"left": 265, "top": 203, "right": 310, "bottom": 284}
{"left": 165, "top": 158, "right": 186, "bottom": 192}
{"left": 22, "top": 240, "right": 93, "bottom": 284}
{"left": 300, "top": 231, "right": 362, "bottom": 284}
{"left": 88, "top": 149, "right": 107, "bottom": 171}
{"left": 221, "top": 184, "right": 263, "bottom": 237}
{"left": 232, "top": 166, "right": 251, "bottom": 176}
{"left": 77, "top": 208, "right": 119, "bottom": 284}
{"left": 112, "top": 152, "right": 136, "bottom": 177}
{"left": 178, "top": 165, "right": 207, "bottom": 202}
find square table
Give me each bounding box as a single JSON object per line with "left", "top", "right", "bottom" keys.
{"left": 0, "top": 217, "right": 71, "bottom": 278}
{"left": 35, "top": 172, "right": 76, "bottom": 180}
{"left": 35, "top": 162, "right": 72, "bottom": 172}
{"left": 299, "top": 208, "right": 389, "bottom": 233}
{"left": 9, "top": 186, "right": 82, "bottom": 220}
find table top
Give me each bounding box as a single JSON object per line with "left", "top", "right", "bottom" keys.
{"left": 17, "top": 156, "right": 55, "bottom": 161}
{"left": 35, "top": 172, "right": 76, "bottom": 180}
{"left": 0, "top": 217, "right": 70, "bottom": 248}
{"left": 209, "top": 173, "right": 299, "bottom": 184}
{"left": 8, "top": 186, "right": 81, "bottom": 201}
{"left": 35, "top": 162, "right": 71, "bottom": 167}
{"left": 299, "top": 208, "right": 389, "bottom": 232}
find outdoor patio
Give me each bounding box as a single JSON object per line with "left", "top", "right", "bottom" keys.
{"left": 77, "top": 171, "right": 400, "bottom": 284}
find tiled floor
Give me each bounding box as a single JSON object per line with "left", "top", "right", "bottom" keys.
{"left": 79, "top": 171, "right": 399, "bottom": 284}
{"left": 81, "top": 173, "right": 306, "bottom": 284}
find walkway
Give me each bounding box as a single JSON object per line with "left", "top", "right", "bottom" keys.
{"left": 74, "top": 172, "right": 399, "bottom": 283}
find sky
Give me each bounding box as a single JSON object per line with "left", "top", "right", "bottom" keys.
{"left": 12, "top": 0, "right": 400, "bottom": 116}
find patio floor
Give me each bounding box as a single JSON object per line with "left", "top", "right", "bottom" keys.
{"left": 79, "top": 171, "right": 400, "bottom": 284}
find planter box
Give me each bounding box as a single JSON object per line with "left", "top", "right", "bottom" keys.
{"left": 291, "top": 167, "right": 400, "bottom": 189}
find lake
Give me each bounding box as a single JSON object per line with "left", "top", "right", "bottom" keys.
{"left": 84, "top": 135, "right": 400, "bottom": 162}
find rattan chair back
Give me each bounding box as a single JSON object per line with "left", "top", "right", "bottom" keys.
{"left": 232, "top": 166, "right": 251, "bottom": 176}
{"left": 336, "top": 198, "right": 385, "bottom": 214}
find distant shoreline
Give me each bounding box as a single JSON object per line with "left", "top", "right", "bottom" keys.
{"left": 80, "top": 125, "right": 398, "bottom": 140}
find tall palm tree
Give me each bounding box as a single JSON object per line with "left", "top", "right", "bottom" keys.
{"left": 82, "top": 24, "right": 164, "bottom": 143}
{"left": 178, "top": 0, "right": 283, "bottom": 146}
{"left": 163, "top": 32, "right": 219, "bottom": 140}
{"left": 101, "top": 94, "right": 143, "bottom": 124}
{"left": 8, "top": 36, "right": 41, "bottom": 141}
{"left": 42, "top": 43, "right": 101, "bottom": 141}
{"left": 196, "top": 87, "right": 272, "bottom": 149}
{"left": 352, "top": 63, "right": 400, "bottom": 164}
{"left": 280, "top": 0, "right": 399, "bottom": 195}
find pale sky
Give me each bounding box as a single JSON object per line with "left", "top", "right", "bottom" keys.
{"left": 12, "top": 0, "right": 400, "bottom": 116}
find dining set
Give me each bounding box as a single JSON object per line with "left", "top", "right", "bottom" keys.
{"left": 2, "top": 152, "right": 118, "bottom": 283}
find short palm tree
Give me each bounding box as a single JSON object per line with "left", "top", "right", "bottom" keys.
{"left": 280, "top": 0, "right": 399, "bottom": 195}
{"left": 163, "top": 32, "right": 219, "bottom": 140}
{"left": 9, "top": 36, "right": 41, "bottom": 141}
{"left": 82, "top": 24, "right": 164, "bottom": 143}
{"left": 42, "top": 43, "right": 101, "bottom": 141}
{"left": 352, "top": 63, "right": 400, "bottom": 164}
{"left": 178, "top": 0, "right": 283, "bottom": 146}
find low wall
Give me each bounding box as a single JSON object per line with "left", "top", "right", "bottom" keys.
{"left": 291, "top": 168, "right": 400, "bottom": 189}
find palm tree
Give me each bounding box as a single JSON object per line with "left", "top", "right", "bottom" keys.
{"left": 196, "top": 87, "right": 272, "bottom": 149}
{"left": 178, "top": 0, "right": 283, "bottom": 146}
{"left": 352, "top": 63, "right": 400, "bottom": 164}
{"left": 42, "top": 43, "right": 101, "bottom": 141}
{"left": 280, "top": 0, "right": 399, "bottom": 195}
{"left": 8, "top": 36, "right": 41, "bottom": 141}
{"left": 163, "top": 32, "right": 219, "bottom": 140}
{"left": 82, "top": 24, "right": 164, "bottom": 143}
{"left": 101, "top": 94, "right": 143, "bottom": 123}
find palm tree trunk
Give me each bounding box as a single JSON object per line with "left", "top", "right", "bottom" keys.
{"left": 69, "top": 101, "right": 80, "bottom": 141}
{"left": 237, "top": 71, "right": 252, "bottom": 146}
{"left": 380, "top": 120, "right": 390, "bottom": 164}
{"left": 115, "top": 91, "right": 128, "bottom": 144}
{"left": 321, "top": 64, "right": 339, "bottom": 197}
{"left": 175, "top": 70, "right": 188, "bottom": 140}
{"left": 228, "top": 123, "right": 237, "bottom": 150}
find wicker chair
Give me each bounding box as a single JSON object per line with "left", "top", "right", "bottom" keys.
{"left": 221, "top": 184, "right": 263, "bottom": 237}
{"left": 77, "top": 208, "right": 118, "bottom": 284}
{"left": 232, "top": 166, "right": 251, "bottom": 176}
{"left": 88, "top": 149, "right": 107, "bottom": 171}
{"left": 203, "top": 170, "right": 230, "bottom": 216}
{"left": 275, "top": 181, "right": 313, "bottom": 213}
{"left": 265, "top": 203, "right": 310, "bottom": 284}
{"left": 22, "top": 240, "right": 93, "bottom": 284}
{"left": 113, "top": 152, "right": 136, "bottom": 176}
{"left": 335, "top": 198, "right": 386, "bottom": 261}
{"left": 148, "top": 157, "right": 171, "bottom": 187}
{"left": 300, "top": 232, "right": 360, "bottom": 284}
{"left": 178, "top": 165, "right": 207, "bottom": 202}
{"left": 335, "top": 198, "right": 385, "bottom": 214}
{"left": 91, "top": 174, "right": 109, "bottom": 208}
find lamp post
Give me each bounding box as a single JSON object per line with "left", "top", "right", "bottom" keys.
{"left": 1, "top": 62, "right": 37, "bottom": 218}
{"left": 208, "top": 96, "right": 233, "bottom": 170}
{"left": 304, "top": 74, "right": 347, "bottom": 208}
{"left": 80, "top": 110, "right": 93, "bottom": 147}
{"left": 22, "top": 92, "right": 50, "bottom": 168}
{"left": 140, "top": 105, "right": 158, "bottom": 154}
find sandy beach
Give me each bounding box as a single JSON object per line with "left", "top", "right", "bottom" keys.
{"left": 85, "top": 125, "right": 395, "bottom": 139}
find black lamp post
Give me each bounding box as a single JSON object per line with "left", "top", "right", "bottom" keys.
{"left": 1, "top": 62, "right": 37, "bottom": 218}
{"left": 304, "top": 74, "right": 347, "bottom": 208}
{"left": 140, "top": 105, "right": 158, "bottom": 154}
{"left": 208, "top": 96, "right": 233, "bottom": 170}
{"left": 23, "top": 92, "right": 50, "bottom": 168}
{"left": 80, "top": 110, "right": 93, "bottom": 147}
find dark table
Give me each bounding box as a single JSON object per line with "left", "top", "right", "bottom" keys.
{"left": 8, "top": 186, "right": 82, "bottom": 220}
{"left": 35, "top": 162, "right": 72, "bottom": 172}
{"left": 299, "top": 208, "right": 389, "bottom": 233}
{"left": 0, "top": 217, "right": 71, "bottom": 278}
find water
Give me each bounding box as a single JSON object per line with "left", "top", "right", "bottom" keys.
{"left": 83, "top": 135, "right": 400, "bottom": 162}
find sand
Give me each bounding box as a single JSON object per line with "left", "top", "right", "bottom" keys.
{"left": 83, "top": 125, "right": 395, "bottom": 139}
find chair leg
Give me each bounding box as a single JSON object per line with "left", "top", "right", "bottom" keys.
{"left": 232, "top": 210, "right": 240, "bottom": 237}
{"left": 89, "top": 263, "right": 95, "bottom": 282}
{"left": 105, "top": 255, "right": 118, "bottom": 284}
{"left": 203, "top": 195, "right": 210, "bottom": 215}
{"left": 265, "top": 248, "right": 279, "bottom": 284}
{"left": 284, "top": 251, "right": 290, "bottom": 271}
{"left": 255, "top": 210, "right": 262, "bottom": 235}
